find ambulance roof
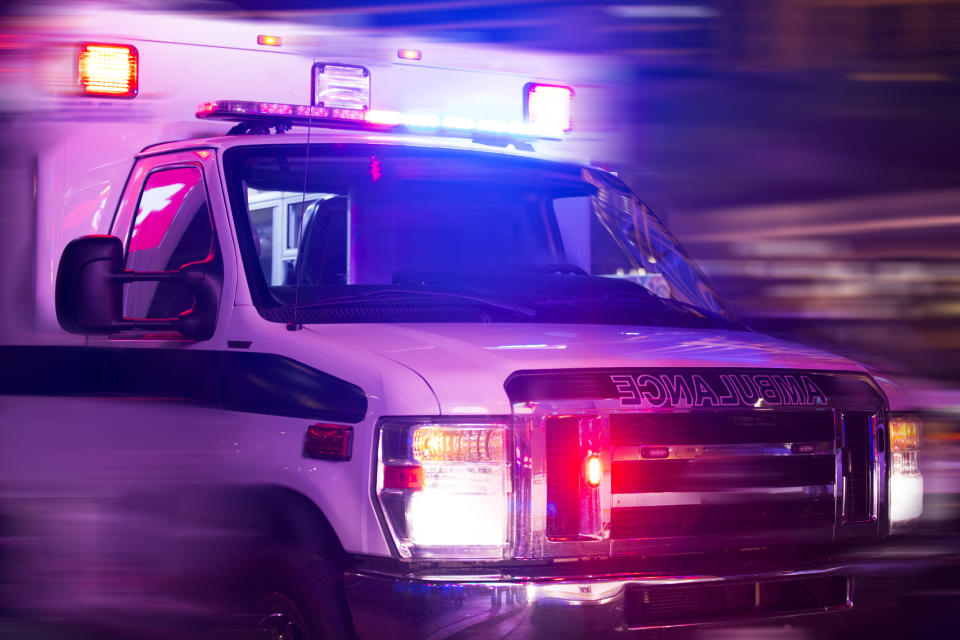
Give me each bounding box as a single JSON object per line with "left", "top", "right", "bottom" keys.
{"left": 139, "top": 130, "right": 593, "bottom": 168}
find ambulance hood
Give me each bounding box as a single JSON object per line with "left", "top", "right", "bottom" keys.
{"left": 304, "top": 323, "right": 868, "bottom": 415}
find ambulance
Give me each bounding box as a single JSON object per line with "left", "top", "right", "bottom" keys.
{"left": 0, "top": 7, "right": 923, "bottom": 639}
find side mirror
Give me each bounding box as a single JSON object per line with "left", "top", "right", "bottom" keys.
{"left": 55, "top": 235, "right": 220, "bottom": 341}
{"left": 55, "top": 235, "right": 125, "bottom": 334}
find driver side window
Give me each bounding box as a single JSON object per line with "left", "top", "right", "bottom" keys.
{"left": 124, "top": 166, "right": 220, "bottom": 319}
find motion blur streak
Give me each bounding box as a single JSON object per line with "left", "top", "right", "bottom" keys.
{"left": 2, "top": 1, "right": 960, "bottom": 640}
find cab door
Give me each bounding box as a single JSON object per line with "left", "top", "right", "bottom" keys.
{"left": 107, "top": 147, "right": 236, "bottom": 343}
{"left": 0, "top": 148, "right": 238, "bottom": 614}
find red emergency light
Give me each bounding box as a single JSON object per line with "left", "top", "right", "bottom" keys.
{"left": 584, "top": 454, "right": 602, "bottom": 488}
{"left": 524, "top": 83, "right": 574, "bottom": 132}
{"left": 78, "top": 43, "right": 138, "bottom": 98}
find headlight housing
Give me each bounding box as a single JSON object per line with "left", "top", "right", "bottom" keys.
{"left": 889, "top": 414, "right": 923, "bottom": 524}
{"left": 376, "top": 419, "right": 511, "bottom": 559}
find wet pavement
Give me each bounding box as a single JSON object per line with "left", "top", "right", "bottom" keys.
{"left": 4, "top": 516, "right": 960, "bottom": 639}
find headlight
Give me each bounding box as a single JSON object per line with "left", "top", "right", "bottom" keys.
{"left": 889, "top": 414, "right": 923, "bottom": 524}
{"left": 376, "top": 419, "right": 511, "bottom": 559}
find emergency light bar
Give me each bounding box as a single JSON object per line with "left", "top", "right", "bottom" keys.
{"left": 196, "top": 100, "right": 565, "bottom": 141}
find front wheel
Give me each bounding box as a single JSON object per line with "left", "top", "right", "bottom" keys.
{"left": 257, "top": 591, "right": 312, "bottom": 640}
{"left": 236, "top": 551, "right": 352, "bottom": 640}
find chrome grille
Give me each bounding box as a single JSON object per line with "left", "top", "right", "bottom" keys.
{"left": 506, "top": 368, "right": 886, "bottom": 559}
{"left": 608, "top": 410, "right": 837, "bottom": 543}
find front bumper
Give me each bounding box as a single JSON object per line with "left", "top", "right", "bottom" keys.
{"left": 344, "top": 564, "right": 853, "bottom": 639}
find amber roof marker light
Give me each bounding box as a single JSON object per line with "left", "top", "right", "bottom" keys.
{"left": 257, "top": 35, "right": 282, "bottom": 46}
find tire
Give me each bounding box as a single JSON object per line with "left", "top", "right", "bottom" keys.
{"left": 235, "top": 549, "right": 354, "bottom": 640}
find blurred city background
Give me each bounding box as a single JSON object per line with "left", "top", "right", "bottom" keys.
{"left": 196, "top": 0, "right": 960, "bottom": 519}
{"left": 2, "top": 0, "right": 959, "bottom": 638}
{"left": 170, "top": 1, "right": 960, "bottom": 381}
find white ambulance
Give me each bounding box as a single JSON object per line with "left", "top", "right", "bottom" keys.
{"left": 0, "top": 7, "right": 923, "bottom": 639}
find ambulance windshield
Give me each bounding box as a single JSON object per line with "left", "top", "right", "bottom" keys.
{"left": 224, "top": 144, "right": 741, "bottom": 329}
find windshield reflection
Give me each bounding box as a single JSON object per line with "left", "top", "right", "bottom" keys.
{"left": 225, "top": 144, "right": 741, "bottom": 330}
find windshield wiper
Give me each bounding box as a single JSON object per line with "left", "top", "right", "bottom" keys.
{"left": 290, "top": 288, "right": 536, "bottom": 318}
{"left": 534, "top": 288, "right": 657, "bottom": 307}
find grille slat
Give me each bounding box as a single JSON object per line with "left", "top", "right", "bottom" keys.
{"left": 611, "top": 499, "right": 835, "bottom": 539}
{"left": 611, "top": 410, "right": 835, "bottom": 446}
{"left": 612, "top": 455, "right": 835, "bottom": 493}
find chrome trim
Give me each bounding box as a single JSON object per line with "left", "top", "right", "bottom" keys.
{"left": 610, "top": 528, "right": 835, "bottom": 557}
{"left": 872, "top": 413, "right": 882, "bottom": 520}
{"left": 344, "top": 565, "right": 853, "bottom": 640}
{"left": 611, "top": 441, "right": 834, "bottom": 461}
{"left": 840, "top": 411, "right": 878, "bottom": 525}
{"left": 611, "top": 485, "right": 835, "bottom": 508}
{"left": 514, "top": 399, "right": 619, "bottom": 559}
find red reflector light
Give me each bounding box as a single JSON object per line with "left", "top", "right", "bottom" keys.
{"left": 584, "top": 454, "right": 602, "bottom": 488}
{"left": 302, "top": 423, "right": 353, "bottom": 460}
{"left": 78, "top": 43, "right": 138, "bottom": 98}
{"left": 257, "top": 35, "right": 282, "bottom": 46}
{"left": 383, "top": 465, "right": 423, "bottom": 491}
{"left": 397, "top": 48, "right": 422, "bottom": 61}
{"left": 524, "top": 83, "right": 573, "bottom": 132}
